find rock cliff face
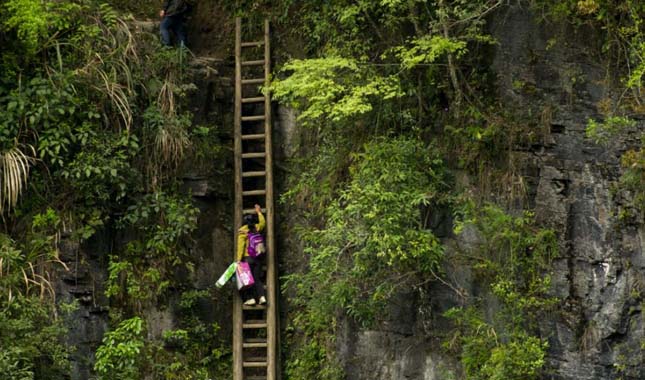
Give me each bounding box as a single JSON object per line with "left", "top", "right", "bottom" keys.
{"left": 334, "top": 4, "right": 645, "bottom": 380}
{"left": 55, "top": 236, "right": 110, "bottom": 380}
{"left": 56, "top": 4, "right": 645, "bottom": 380}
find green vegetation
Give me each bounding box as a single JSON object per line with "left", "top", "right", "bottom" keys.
{"left": 272, "top": 58, "right": 401, "bottom": 125}
{"left": 586, "top": 116, "right": 636, "bottom": 145}
{"left": 95, "top": 317, "right": 145, "bottom": 380}
{"left": 145, "top": 289, "right": 231, "bottom": 380}
{"left": 0, "top": 233, "right": 71, "bottom": 380}
{"left": 1, "top": 0, "right": 642, "bottom": 379}
{"left": 270, "top": 1, "right": 560, "bottom": 379}
{"left": 107, "top": 192, "right": 199, "bottom": 311}
{"left": 620, "top": 139, "right": 645, "bottom": 218}
{"left": 446, "top": 203, "right": 558, "bottom": 380}
{"left": 284, "top": 137, "right": 447, "bottom": 378}
{"left": 0, "top": 1, "right": 227, "bottom": 379}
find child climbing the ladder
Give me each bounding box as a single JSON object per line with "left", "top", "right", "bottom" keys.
{"left": 237, "top": 204, "right": 267, "bottom": 306}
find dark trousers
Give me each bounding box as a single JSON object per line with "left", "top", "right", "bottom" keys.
{"left": 241, "top": 255, "right": 265, "bottom": 301}
{"left": 160, "top": 14, "right": 186, "bottom": 46}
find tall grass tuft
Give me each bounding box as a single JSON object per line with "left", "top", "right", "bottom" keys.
{"left": 0, "top": 146, "right": 34, "bottom": 214}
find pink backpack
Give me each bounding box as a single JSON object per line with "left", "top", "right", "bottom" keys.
{"left": 247, "top": 232, "right": 266, "bottom": 258}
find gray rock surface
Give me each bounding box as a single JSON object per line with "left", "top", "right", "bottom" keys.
{"left": 335, "top": 3, "right": 645, "bottom": 380}
{"left": 55, "top": 235, "right": 109, "bottom": 380}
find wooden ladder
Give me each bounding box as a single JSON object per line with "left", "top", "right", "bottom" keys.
{"left": 233, "top": 17, "right": 278, "bottom": 380}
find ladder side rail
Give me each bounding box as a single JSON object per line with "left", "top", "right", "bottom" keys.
{"left": 233, "top": 16, "right": 244, "bottom": 380}
{"left": 263, "top": 18, "right": 279, "bottom": 380}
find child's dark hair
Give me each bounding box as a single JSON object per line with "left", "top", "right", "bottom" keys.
{"left": 243, "top": 214, "right": 258, "bottom": 232}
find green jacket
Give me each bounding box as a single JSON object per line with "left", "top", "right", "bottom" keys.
{"left": 236, "top": 212, "right": 266, "bottom": 262}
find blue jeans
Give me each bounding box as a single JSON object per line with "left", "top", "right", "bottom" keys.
{"left": 160, "top": 14, "right": 186, "bottom": 46}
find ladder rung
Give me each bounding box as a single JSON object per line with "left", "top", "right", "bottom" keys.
{"left": 242, "top": 171, "right": 266, "bottom": 178}
{"left": 243, "top": 361, "right": 267, "bottom": 368}
{"left": 242, "top": 189, "right": 266, "bottom": 196}
{"left": 242, "top": 134, "right": 265, "bottom": 141}
{"left": 241, "top": 41, "right": 265, "bottom": 47}
{"left": 245, "top": 338, "right": 267, "bottom": 343}
{"left": 246, "top": 376, "right": 267, "bottom": 380}
{"left": 241, "top": 152, "right": 266, "bottom": 159}
{"left": 242, "top": 303, "right": 267, "bottom": 311}
{"left": 244, "top": 319, "right": 266, "bottom": 324}
{"left": 243, "top": 208, "right": 266, "bottom": 214}
{"left": 242, "top": 78, "right": 265, "bottom": 85}
{"left": 242, "top": 60, "right": 265, "bottom": 66}
{"left": 242, "top": 115, "right": 266, "bottom": 122}
{"left": 242, "top": 96, "right": 266, "bottom": 103}
{"left": 243, "top": 341, "right": 268, "bottom": 348}
{"left": 243, "top": 320, "right": 267, "bottom": 329}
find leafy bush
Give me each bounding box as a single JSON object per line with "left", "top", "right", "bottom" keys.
{"left": 446, "top": 203, "right": 557, "bottom": 380}
{"left": 145, "top": 290, "right": 231, "bottom": 380}
{"left": 1, "top": 0, "right": 75, "bottom": 54}
{"left": 94, "top": 317, "right": 145, "bottom": 380}
{"left": 586, "top": 116, "right": 635, "bottom": 145}
{"left": 445, "top": 306, "right": 547, "bottom": 380}
{"left": 0, "top": 234, "right": 70, "bottom": 380}
{"left": 61, "top": 131, "right": 140, "bottom": 208}
{"left": 0, "top": 298, "right": 70, "bottom": 380}
{"left": 272, "top": 57, "right": 401, "bottom": 125}
{"left": 107, "top": 192, "right": 199, "bottom": 309}
{"left": 396, "top": 35, "right": 468, "bottom": 69}
{"left": 0, "top": 1, "right": 229, "bottom": 379}
{"left": 481, "top": 334, "right": 547, "bottom": 380}
{"left": 284, "top": 137, "right": 447, "bottom": 379}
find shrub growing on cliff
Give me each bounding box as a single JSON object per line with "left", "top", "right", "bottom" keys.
{"left": 620, "top": 138, "right": 645, "bottom": 219}
{"left": 94, "top": 317, "right": 145, "bottom": 380}
{"left": 0, "top": 234, "right": 70, "bottom": 380}
{"left": 145, "top": 290, "right": 232, "bottom": 380}
{"left": 284, "top": 137, "right": 447, "bottom": 380}
{"left": 106, "top": 191, "right": 199, "bottom": 310}
{"left": 272, "top": 57, "right": 402, "bottom": 126}
{"left": 1, "top": 1, "right": 230, "bottom": 377}
{"left": 446, "top": 203, "right": 557, "bottom": 380}
{"left": 586, "top": 116, "right": 636, "bottom": 145}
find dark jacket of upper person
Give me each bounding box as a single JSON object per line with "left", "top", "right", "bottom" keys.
{"left": 163, "top": 0, "right": 189, "bottom": 16}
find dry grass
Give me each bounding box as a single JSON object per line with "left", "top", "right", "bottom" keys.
{"left": 1, "top": 256, "right": 62, "bottom": 306}
{"left": 158, "top": 73, "right": 177, "bottom": 115}
{"left": 76, "top": 15, "right": 139, "bottom": 132}
{"left": 153, "top": 73, "right": 191, "bottom": 167}
{"left": 0, "top": 224, "right": 69, "bottom": 307}
{"left": 0, "top": 145, "right": 35, "bottom": 214}
{"left": 154, "top": 122, "right": 190, "bottom": 167}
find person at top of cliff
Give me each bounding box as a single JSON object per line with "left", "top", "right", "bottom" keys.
{"left": 159, "top": 0, "right": 190, "bottom": 47}
{"left": 237, "top": 204, "right": 267, "bottom": 306}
